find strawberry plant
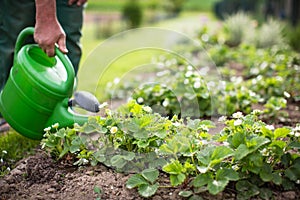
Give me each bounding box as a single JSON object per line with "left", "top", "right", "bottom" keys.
{"left": 41, "top": 100, "right": 300, "bottom": 199}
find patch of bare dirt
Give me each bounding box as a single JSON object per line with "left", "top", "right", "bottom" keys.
{"left": 1, "top": 149, "right": 299, "bottom": 200}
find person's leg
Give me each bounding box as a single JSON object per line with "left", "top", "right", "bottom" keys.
{"left": 0, "top": 0, "right": 35, "bottom": 91}
{"left": 56, "top": 0, "right": 84, "bottom": 74}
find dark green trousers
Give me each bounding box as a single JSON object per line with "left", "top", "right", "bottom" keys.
{"left": 0, "top": 0, "right": 84, "bottom": 90}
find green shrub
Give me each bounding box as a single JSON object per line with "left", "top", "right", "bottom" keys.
{"left": 122, "top": 0, "right": 143, "bottom": 29}
{"left": 223, "top": 12, "right": 253, "bottom": 47}
{"left": 287, "top": 24, "right": 300, "bottom": 52}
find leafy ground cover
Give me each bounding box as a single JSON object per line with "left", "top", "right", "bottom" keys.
{"left": 1, "top": 11, "right": 300, "bottom": 200}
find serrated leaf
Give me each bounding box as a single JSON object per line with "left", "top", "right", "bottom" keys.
{"left": 196, "top": 146, "right": 214, "bottom": 166}
{"left": 259, "top": 164, "right": 273, "bottom": 182}
{"left": 141, "top": 168, "right": 159, "bottom": 184}
{"left": 235, "top": 144, "right": 250, "bottom": 160}
{"left": 162, "top": 160, "right": 184, "bottom": 174}
{"left": 138, "top": 183, "right": 159, "bottom": 198}
{"left": 123, "top": 152, "right": 135, "bottom": 161}
{"left": 259, "top": 188, "right": 273, "bottom": 200}
{"left": 289, "top": 141, "right": 300, "bottom": 149}
{"left": 192, "top": 173, "right": 213, "bottom": 187}
{"left": 216, "top": 168, "right": 239, "bottom": 181}
{"left": 126, "top": 174, "right": 148, "bottom": 189}
{"left": 110, "top": 155, "right": 127, "bottom": 168}
{"left": 207, "top": 179, "right": 228, "bottom": 195}
{"left": 170, "top": 173, "right": 186, "bottom": 186}
{"left": 285, "top": 161, "right": 300, "bottom": 181}
{"left": 274, "top": 127, "right": 290, "bottom": 139}
{"left": 210, "top": 146, "right": 234, "bottom": 166}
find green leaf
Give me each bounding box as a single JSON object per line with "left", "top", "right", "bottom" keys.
{"left": 272, "top": 172, "right": 282, "bottom": 185}
{"left": 196, "top": 146, "right": 214, "bottom": 166}
{"left": 170, "top": 173, "right": 186, "bottom": 186}
{"left": 259, "top": 164, "right": 273, "bottom": 182}
{"left": 93, "top": 186, "right": 102, "bottom": 194}
{"left": 270, "top": 140, "right": 287, "bottom": 149}
{"left": 236, "top": 180, "right": 260, "bottom": 199}
{"left": 123, "top": 152, "right": 135, "bottom": 161}
{"left": 178, "top": 190, "right": 193, "bottom": 197}
{"left": 289, "top": 141, "right": 300, "bottom": 149}
{"left": 138, "top": 183, "right": 159, "bottom": 198}
{"left": 110, "top": 155, "right": 127, "bottom": 168}
{"left": 207, "top": 179, "right": 228, "bottom": 195}
{"left": 126, "top": 174, "right": 148, "bottom": 189}
{"left": 192, "top": 173, "right": 212, "bottom": 187}
{"left": 216, "top": 168, "right": 239, "bottom": 181}
{"left": 162, "top": 160, "right": 184, "bottom": 174}
{"left": 274, "top": 127, "right": 290, "bottom": 139}
{"left": 231, "top": 132, "right": 245, "bottom": 148}
{"left": 235, "top": 144, "right": 250, "bottom": 160}
{"left": 261, "top": 126, "right": 273, "bottom": 138}
{"left": 210, "top": 146, "right": 234, "bottom": 166}
{"left": 285, "top": 159, "right": 300, "bottom": 181}
{"left": 259, "top": 188, "right": 273, "bottom": 200}
{"left": 248, "top": 136, "right": 270, "bottom": 150}
{"left": 141, "top": 168, "right": 159, "bottom": 184}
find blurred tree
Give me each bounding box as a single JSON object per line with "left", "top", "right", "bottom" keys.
{"left": 163, "top": 0, "right": 187, "bottom": 17}
{"left": 122, "top": 0, "right": 143, "bottom": 29}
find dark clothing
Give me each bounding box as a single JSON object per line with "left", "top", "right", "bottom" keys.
{"left": 0, "top": 0, "right": 84, "bottom": 90}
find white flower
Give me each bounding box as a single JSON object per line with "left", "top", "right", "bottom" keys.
{"left": 99, "top": 102, "right": 108, "bottom": 109}
{"left": 110, "top": 126, "right": 118, "bottom": 134}
{"left": 0, "top": 158, "right": 3, "bottom": 163}
{"left": 193, "top": 81, "right": 201, "bottom": 89}
{"left": 252, "top": 109, "right": 262, "bottom": 115}
{"left": 223, "top": 142, "right": 229, "bottom": 146}
{"left": 2, "top": 150, "right": 7, "bottom": 154}
{"left": 284, "top": 91, "right": 291, "bottom": 98}
{"left": 143, "top": 106, "right": 152, "bottom": 113}
{"left": 52, "top": 123, "right": 59, "bottom": 129}
{"left": 232, "top": 112, "right": 243, "bottom": 119}
{"left": 172, "top": 122, "right": 181, "bottom": 127}
{"left": 162, "top": 99, "right": 169, "bottom": 107}
{"left": 187, "top": 65, "right": 193, "bottom": 71}
{"left": 44, "top": 127, "right": 51, "bottom": 132}
{"left": 218, "top": 116, "right": 227, "bottom": 122}
{"left": 265, "top": 125, "right": 275, "bottom": 131}
{"left": 234, "top": 119, "right": 243, "bottom": 126}
{"left": 184, "top": 79, "right": 189, "bottom": 85}
{"left": 137, "top": 97, "right": 144, "bottom": 103}
{"left": 199, "top": 125, "right": 209, "bottom": 132}
{"left": 185, "top": 71, "right": 193, "bottom": 77}
{"left": 113, "top": 77, "right": 120, "bottom": 84}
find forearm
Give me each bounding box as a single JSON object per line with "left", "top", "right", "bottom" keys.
{"left": 35, "top": 0, "right": 57, "bottom": 24}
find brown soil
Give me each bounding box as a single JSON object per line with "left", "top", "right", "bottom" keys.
{"left": 1, "top": 150, "right": 299, "bottom": 200}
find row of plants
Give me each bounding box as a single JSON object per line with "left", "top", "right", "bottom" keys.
{"left": 41, "top": 100, "right": 300, "bottom": 199}
{"left": 104, "top": 12, "right": 299, "bottom": 123}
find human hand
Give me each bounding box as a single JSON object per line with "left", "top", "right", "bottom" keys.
{"left": 34, "top": 22, "right": 68, "bottom": 57}
{"left": 68, "top": 0, "right": 87, "bottom": 6}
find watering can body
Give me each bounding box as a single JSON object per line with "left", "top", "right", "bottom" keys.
{"left": 0, "top": 27, "right": 89, "bottom": 140}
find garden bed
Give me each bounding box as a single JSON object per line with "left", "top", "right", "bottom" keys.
{"left": 0, "top": 149, "right": 299, "bottom": 200}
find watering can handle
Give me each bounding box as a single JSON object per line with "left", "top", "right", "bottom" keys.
{"left": 14, "top": 27, "right": 75, "bottom": 87}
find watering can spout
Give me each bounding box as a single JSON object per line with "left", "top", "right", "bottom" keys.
{"left": 45, "top": 98, "right": 88, "bottom": 130}
{"left": 46, "top": 91, "right": 101, "bottom": 129}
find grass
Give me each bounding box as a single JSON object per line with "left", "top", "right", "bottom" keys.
{"left": 78, "top": 11, "right": 217, "bottom": 101}
{"left": 0, "top": 132, "right": 39, "bottom": 176}
{"left": 86, "top": 0, "right": 218, "bottom": 12}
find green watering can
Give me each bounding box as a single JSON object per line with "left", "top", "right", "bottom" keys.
{"left": 0, "top": 27, "right": 100, "bottom": 140}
